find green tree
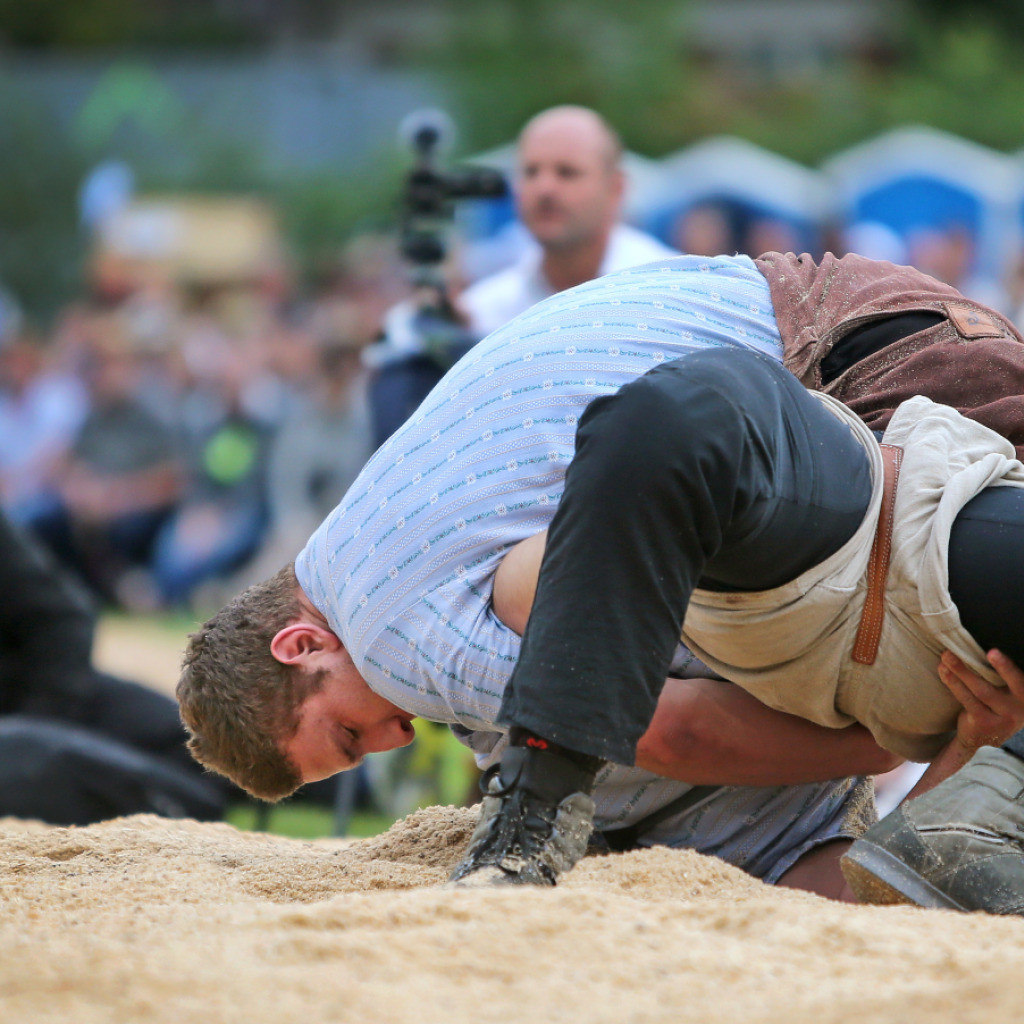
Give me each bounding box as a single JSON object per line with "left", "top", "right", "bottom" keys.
{"left": 0, "top": 76, "right": 88, "bottom": 321}
{"left": 906, "top": 0, "right": 1024, "bottom": 40}
{"left": 405, "top": 0, "right": 695, "bottom": 156}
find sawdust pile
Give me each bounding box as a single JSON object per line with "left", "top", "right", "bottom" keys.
{"left": 3, "top": 806, "right": 1024, "bottom": 1024}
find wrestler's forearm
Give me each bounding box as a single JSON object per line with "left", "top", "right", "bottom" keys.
{"left": 899, "top": 739, "right": 970, "bottom": 803}
{"left": 634, "top": 676, "right": 904, "bottom": 786}
{"left": 901, "top": 648, "right": 1024, "bottom": 804}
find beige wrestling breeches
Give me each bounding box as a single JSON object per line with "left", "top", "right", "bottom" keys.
{"left": 681, "top": 394, "right": 1024, "bottom": 761}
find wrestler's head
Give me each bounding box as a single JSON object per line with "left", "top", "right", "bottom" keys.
{"left": 177, "top": 563, "right": 415, "bottom": 801}
{"left": 515, "top": 105, "right": 624, "bottom": 253}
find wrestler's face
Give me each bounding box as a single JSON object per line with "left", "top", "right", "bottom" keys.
{"left": 515, "top": 113, "right": 623, "bottom": 251}
{"left": 280, "top": 652, "right": 417, "bottom": 783}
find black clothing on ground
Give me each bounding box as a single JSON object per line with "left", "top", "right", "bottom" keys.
{"left": 0, "top": 510, "right": 233, "bottom": 822}
{"left": 0, "top": 717, "right": 226, "bottom": 825}
{"left": 0, "top": 510, "right": 97, "bottom": 719}
{"left": 946, "top": 487, "right": 1024, "bottom": 765}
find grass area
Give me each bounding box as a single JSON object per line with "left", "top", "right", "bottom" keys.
{"left": 94, "top": 611, "right": 199, "bottom": 697}
{"left": 227, "top": 801, "right": 397, "bottom": 840}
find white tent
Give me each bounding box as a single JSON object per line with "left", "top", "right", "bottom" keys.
{"left": 638, "top": 135, "right": 832, "bottom": 251}
{"left": 824, "top": 125, "right": 1021, "bottom": 288}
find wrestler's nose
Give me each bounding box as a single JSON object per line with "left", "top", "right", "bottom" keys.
{"left": 366, "top": 717, "right": 416, "bottom": 754}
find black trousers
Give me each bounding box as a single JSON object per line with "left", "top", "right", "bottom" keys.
{"left": 949, "top": 488, "right": 1024, "bottom": 762}
{"left": 498, "top": 349, "right": 874, "bottom": 765}
{"left": 498, "top": 348, "right": 1024, "bottom": 766}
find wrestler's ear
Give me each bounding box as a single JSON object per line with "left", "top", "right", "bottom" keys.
{"left": 270, "top": 622, "right": 341, "bottom": 666}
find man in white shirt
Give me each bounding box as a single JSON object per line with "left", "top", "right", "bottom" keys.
{"left": 459, "top": 105, "right": 676, "bottom": 338}
{"left": 178, "top": 256, "right": 1024, "bottom": 904}
{"left": 369, "top": 106, "right": 675, "bottom": 442}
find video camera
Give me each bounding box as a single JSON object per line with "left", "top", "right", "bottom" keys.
{"left": 398, "top": 109, "right": 509, "bottom": 290}
{"left": 367, "top": 112, "right": 510, "bottom": 446}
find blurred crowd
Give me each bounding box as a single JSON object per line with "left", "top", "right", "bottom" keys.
{"left": 8, "top": 124, "right": 1024, "bottom": 616}
{"left": 0, "top": 234, "right": 410, "bottom": 613}
{"left": 7, "top": 212, "right": 1024, "bottom": 616}
{"left": 5, "top": 105, "right": 1016, "bottom": 830}
{"left": 669, "top": 199, "right": 1024, "bottom": 322}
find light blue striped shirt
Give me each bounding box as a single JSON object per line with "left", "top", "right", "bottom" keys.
{"left": 296, "top": 254, "right": 867, "bottom": 878}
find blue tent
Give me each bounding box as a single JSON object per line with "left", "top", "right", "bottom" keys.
{"left": 823, "top": 126, "right": 1021, "bottom": 289}
{"left": 638, "top": 136, "right": 832, "bottom": 257}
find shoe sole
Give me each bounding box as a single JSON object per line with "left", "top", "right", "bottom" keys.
{"left": 445, "top": 867, "right": 516, "bottom": 889}
{"left": 841, "top": 841, "right": 967, "bottom": 911}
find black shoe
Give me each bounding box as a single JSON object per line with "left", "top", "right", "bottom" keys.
{"left": 841, "top": 746, "right": 1024, "bottom": 914}
{"left": 448, "top": 745, "right": 596, "bottom": 887}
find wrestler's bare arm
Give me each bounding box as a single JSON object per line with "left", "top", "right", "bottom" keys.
{"left": 634, "top": 677, "right": 902, "bottom": 784}
{"left": 493, "top": 528, "right": 902, "bottom": 783}
{"left": 492, "top": 528, "right": 547, "bottom": 635}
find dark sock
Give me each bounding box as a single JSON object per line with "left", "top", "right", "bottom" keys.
{"left": 502, "top": 728, "right": 602, "bottom": 802}
{"left": 508, "top": 727, "right": 604, "bottom": 775}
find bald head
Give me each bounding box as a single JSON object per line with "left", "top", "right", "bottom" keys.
{"left": 518, "top": 106, "right": 623, "bottom": 173}
{"left": 514, "top": 106, "right": 625, "bottom": 255}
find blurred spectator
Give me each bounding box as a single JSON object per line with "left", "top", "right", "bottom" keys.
{"left": 244, "top": 319, "right": 320, "bottom": 429}
{"left": 742, "top": 216, "right": 801, "bottom": 259}
{"left": 840, "top": 220, "right": 909, "bottom": 265}
{"left": 669, "top": 204, "right": 805, "bottom": 261}
{"left": 1007, "top": 254, "right": 1024, "bottom": 333}
{"left": 368, "top": 105, "right": 676, "bottom": 444}
{"left": 0, "top": 331, "right": 88, "bottom": 526}
{"left": 265, "top": 339, "right": 373, "bottom": 551}
{"left": 78, "top": 160, "right": 135, "bottom": 234}
{"left": 29, "top": 322, "right": 182, "bottom": 607}
{"left": 670, "top": 202, "right": 734, "bottom": 257}
{"left": 150, "top": 356, "right": 273, "bottom": 608}
{"left": 0, "top": 284, "right": 23, "bottom": 341}
{"left": 459, "top": 105, "right": 676, "bottom": 338}
{"left": 232, "top": 336, "right": 375, "bottom": 593}
{"left": 907, "top": 224, "right": 1008, "bottom": 313}
{"left": 318, "top": 231, "right": 409, "bottom": 347}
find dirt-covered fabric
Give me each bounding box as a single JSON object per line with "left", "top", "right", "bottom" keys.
{"left": 757, "top": 251, "right": 1024, "bottom": 460}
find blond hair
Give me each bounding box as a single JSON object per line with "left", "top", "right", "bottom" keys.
{"left": 176, "top": 564, "right": 324, "bottom": 801}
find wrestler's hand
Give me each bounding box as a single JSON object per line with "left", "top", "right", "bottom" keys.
{"left": 939, "top": 649, "right": 1024, "bottom": 754}
{"left": 899, "top": 650, "right": 1024, "bottom": 805}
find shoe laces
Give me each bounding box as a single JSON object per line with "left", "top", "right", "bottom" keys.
{"left": 470, "top": 766, "right": 559, "bottom": 880}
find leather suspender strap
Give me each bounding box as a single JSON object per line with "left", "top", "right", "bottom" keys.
{"left": 851, "top": 443, "right": 904, "bottom": 666}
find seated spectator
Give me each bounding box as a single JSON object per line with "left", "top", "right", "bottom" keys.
{"left": 29, "top": 325, "right": 182, "bottom": 606}
{"left": 670, "top": 201, "right": 734, "bottom": 257}
{"left": 266, "top": 339, "right": 374, "bottom": 552}
{"left": 908, "top": 224, "right": 1008, "bottom": 313}
{"left": 215, "top": 336, "right": 374, "bottom": 604}
{"left": 0, "top": 330, "right": 88, "bottom": 526}
{"left": 151, "top": 358, "right": 273, "bottom": 608}
{"left": 367, "top": 106, "right": 676, "bottom": 445}
{"left": 741, "top": 216, "right": 801, "bottom": 260}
